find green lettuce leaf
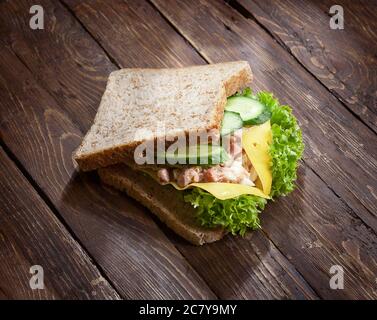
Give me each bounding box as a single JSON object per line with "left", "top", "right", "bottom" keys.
{"left": 184, "top": 188, "right": 267, "bottom": 236}
{"left": 257, "top": 91, "right": 304, "bottom": 197}
{"left": 183, "top": 89, "right": 304, "bottom": 234}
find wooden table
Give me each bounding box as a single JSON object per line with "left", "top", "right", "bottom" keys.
{"left": 0, "top": 0, "right": 376, "bottom": 300}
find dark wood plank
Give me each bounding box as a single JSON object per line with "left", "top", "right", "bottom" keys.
{"left": 61, "top": 0, "right": 377, "bottom": 299}
{"left": 0, "top": 147, "right": 120, "bottom": 299}
{"left": 237, "top": 0, "right": 377, "bottom": 133}
{"left": 149, "top": 0, "right": 377, "bottom": 299}
{"left": 171, "top": 230, "right": 318, "bottom": 299}
{"left": 63, "top": 0, "right": 321, "bottom": 300}
{"left": 151, "top": 0, "right": 377, "bottom": 232}
{"left": 0, "top": 0, "right": 115, "bottom": 131}
{"left": 0, "top": 1, "right": 216, "bottom": 299}
{"left": 2, "top": 0, "right": 318, "bottom": 299}
{"left": 63, "top": 0, "right": 205, "bottom": 69}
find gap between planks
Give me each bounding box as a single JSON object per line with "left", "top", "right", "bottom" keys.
{"left": 0, "top": 142, "right": 121, "bottom": 299}
{"left": 61, "top": 0, "right": 376, "bottom": 297}
{"left": 8, "top": 0, "right": 374, "bottom": 298}
{"left": 145, "top": 0, "right": 377, "bottom": 297}
{"left": 58, "top": 0, "right": 222, "bottom": 298}
{"left": 144, "top": 0, "right": 325, "bottom": 297}
{"left": 148, "top": 0, "right": 377, "bottom": 234}
{"left": 57, "top": 0, "right": 318, "bottom": 298}
{"left": 225, "top": 0, "right": 377, "bottom": 136}
{"left": 0, "top": 47, "right": 218, "bottom": 298}
{"left": 0, "top": 132, "right": 123, "bottom": 299}
{"left": 59, "top": 1, "right": 122, "bottom": 70}
{"left": 60, "top": 0, "right": 377, "bottom": 298}
{"left": 1, "top": 0, "right": 221, "bottom": 299}
{"left": 222, "top": 0, "right": 377, "bottom": 228}
{"left": 302, "top": 158, "right": 377, "bottom": 237}
{"left": 58, "top": 0, "right": 281, "bottom": 298}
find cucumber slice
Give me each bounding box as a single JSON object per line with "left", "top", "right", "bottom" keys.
{"left": 225, "top": 96, "right": 271, "bottom": 125}
{"left": 157, "top": 144, "right": 229, "bottom": 165}
{"left": 220, "top": 111, "right": 243, "bottom": 136}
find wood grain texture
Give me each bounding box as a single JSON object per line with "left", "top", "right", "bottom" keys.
{"left": 63, "top": 0, "right": 205, "bottom": 69}
{"left": 2, "top": 0, "right": 376, "bottom": 299}
{"left": 1, "top": 0, "right": 318, "bottom": 299}
{"left": 237, "top": 0, "right": 377, "bottom": 133}
{"left": 0, "top": 0, "right": 216, "bottom": 299}
{"left": 151, "top": 0, "right": 377, "bottom": 232}
{"left": 150, "top": 0, "right": 377, "bottom": 299}
{"left": 0, "top": 0, "right": 116, "bottom": 131}
{"left": 170, "top": 230, "right": 317, "bottom": 299}
{"left": 63, "top": 0, "right": 321, "bottom": 300}
{"left": 66, "top": 0, "right": 377, "bottom": 298}
{"left": 0, "top": 147, "right": 120, "bottom": 300}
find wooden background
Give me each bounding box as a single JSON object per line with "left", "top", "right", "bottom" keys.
{"left": 0, "top": 0, "right": 376, "bottom": 299}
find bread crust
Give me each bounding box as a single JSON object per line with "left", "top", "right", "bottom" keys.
{"left": 74, "top": 61, "right": 253, "bottom": 171}
{"left": 98, "top": 164, "right": 226, "bottom": 245}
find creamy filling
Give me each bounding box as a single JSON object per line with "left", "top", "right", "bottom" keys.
{"left": 156, "top": 133, "right": 257, "bottom": 188}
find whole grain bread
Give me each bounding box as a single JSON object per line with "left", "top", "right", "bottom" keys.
{"left": 98, "top": 164, "right": 226, "bottom": 245}
{"left": 74, "top": 61, "right": 252, "bottom": 171}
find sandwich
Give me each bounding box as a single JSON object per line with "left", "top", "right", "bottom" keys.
{"left": 73, "top": 61, "right": 304, "bottom": 245}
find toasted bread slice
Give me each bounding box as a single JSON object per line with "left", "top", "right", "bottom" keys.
{"left": 74, "top": 61, "right": 252, "bottom": 171}
{"left": 98, "top": 164, "right": 226, "bottom": 245}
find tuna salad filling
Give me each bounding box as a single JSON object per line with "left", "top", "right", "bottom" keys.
{"left": 156, "top": 133, "right": 258, "bottom": 188}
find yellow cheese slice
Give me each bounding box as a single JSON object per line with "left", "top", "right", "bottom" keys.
{"left": 139, "top": 121, "right": 273, "bottom": 200}
{"left": 242, "top": 121, "right": 272, "bottom": 195}
{"left": 171, "top": 182, "right": 269, "bottom": 200}
{"left": 169, "top": 119, "right": 273, "bottom": 199}
{"left": 139, "top": 168, "right": 268, "bottom": 200}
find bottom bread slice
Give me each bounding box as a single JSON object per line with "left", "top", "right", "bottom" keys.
{"left": 98, "top": 164, "right": 226, "bottom": 245}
